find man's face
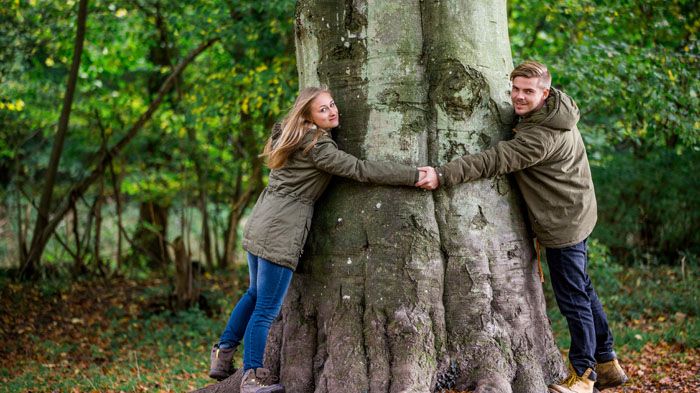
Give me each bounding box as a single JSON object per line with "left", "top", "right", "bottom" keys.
{"left": 510, "top": 76, "right": 549, "bottom": 116}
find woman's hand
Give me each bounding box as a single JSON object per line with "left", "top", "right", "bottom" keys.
{"left": 416, "top": 166, "right": 440, "bottom": 190}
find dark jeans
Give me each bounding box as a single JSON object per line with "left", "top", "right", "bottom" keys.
{"left": 219, "top": 252, "right": 293, "bottom": 370}
{"left": 546, "top": 239, "right": 615, "bottom": 379}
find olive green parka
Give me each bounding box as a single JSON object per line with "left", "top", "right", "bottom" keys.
{"left": 436, "top": 88, "right": 597, "bottom": 248}
{"left": 242, "top": 125, "right": 419, "bottom": 270}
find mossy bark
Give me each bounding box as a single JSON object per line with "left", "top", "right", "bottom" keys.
{"left": 195, "top": 1, "right": 564, "bottom": 392}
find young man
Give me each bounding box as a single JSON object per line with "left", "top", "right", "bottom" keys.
{"left": 416, "top": 61, "right": 628, "bottom": 393}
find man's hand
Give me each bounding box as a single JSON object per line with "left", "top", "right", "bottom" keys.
{"left": 415, "top": 166, "right": 439, "bottom": 190}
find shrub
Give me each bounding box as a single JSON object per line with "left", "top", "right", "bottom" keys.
{"left": 591, "top": 149, "right": 700, "bottom": 265}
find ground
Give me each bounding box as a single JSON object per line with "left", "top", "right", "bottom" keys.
{"left": 0, "top": 265, "right": 697, "bottom": 392}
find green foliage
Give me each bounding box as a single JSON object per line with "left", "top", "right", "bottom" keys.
{"left": 509, "top": 0, "right": 700, "bottom": 154}
{"left": 591, "top": 149, "right": 700, "bottom": 264}
{"left": 1, "top": 0, "right": 298, "bottom": 271}
{"left": 510, "top": 0, "right": 699, "bottom": 266}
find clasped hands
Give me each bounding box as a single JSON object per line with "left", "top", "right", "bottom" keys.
{"left": 415, "top": 166, "right": 439, "bottom": 190}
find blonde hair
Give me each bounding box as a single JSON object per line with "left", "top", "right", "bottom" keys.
{"left": 261, "top": 86, "right": 330, "bottom": 169}
{"left": 510, "top": 61, "right": 551, "bottom": 89}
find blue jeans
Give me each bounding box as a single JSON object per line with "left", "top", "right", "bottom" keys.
{"left": 546, "top": 239, "right": 615, "bottom": 380}
{"left": 219, "top": 252, "right": 293, "bottom": 370}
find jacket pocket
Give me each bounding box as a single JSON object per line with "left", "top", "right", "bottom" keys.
{"left": 297, "top": 207, "right": 313, "bottom": 257}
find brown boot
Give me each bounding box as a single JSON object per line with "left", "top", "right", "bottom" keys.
{"left": 208, "top": 344, "right": 236, "bottom": 381}
{"left": 595, "top": 358, "right": 628, "bottom": 390}
{"left": 548, "top": 366, "right": 595, "bottom": 393}
{"left": 240, "top": 368, "right": 285, "bottom": 393}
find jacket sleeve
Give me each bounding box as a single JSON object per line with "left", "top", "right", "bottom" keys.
{"left": 436, "top": 129, "right": 552, "bottom": 187}
{"left": 309, "top": 135, "right": 419, "bottom": 186}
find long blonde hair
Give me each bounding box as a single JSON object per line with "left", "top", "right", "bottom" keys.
{"left": 261, "top": 86, "right": 330, "bottom": 169}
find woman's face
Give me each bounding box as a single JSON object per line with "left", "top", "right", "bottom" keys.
{"left": 309, "top": 92, "right": 339, "bottom": 129}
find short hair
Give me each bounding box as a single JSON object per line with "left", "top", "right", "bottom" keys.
{"left": 510, "top": 61, "right": 551, "bottom": 89}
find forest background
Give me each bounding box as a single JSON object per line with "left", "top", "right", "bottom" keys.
{"left": 0, "top": 0, "right": 698, "bottom": 392}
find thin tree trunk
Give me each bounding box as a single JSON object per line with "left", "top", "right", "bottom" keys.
{"left": 22, "top": 0, "right": 89, "bottom": 278}
{"left": 16, "top": 189, "right": 27, "bottom": 264}
{"left": 109, "top": 159, "right": 123, "bottom": 268}
{"left": 173, "top": 236, "right": 198, "bottom": 309}
{"left": 222, "top": 171, "right": 243, "bottom": 268}
{"left": 132, "top": 201, "right": 170, "bottom": 269}
{"left": 187, "top": 126, "right": 214, "bottom": 270}
{"left": 212, "top": 202, "right": 223, "bottom": 266}
{"left": 21, "top": 37, "right": 219, "bottom": 274}
{"left": 93, "top": 179, "right": 104, "bottom": 273}
{"left": 70, "top": 204, "right": 84, "bottom": 273}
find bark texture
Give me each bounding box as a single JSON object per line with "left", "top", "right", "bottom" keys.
{"left": 197, "top": 1, "right": 563, "bottom": 392}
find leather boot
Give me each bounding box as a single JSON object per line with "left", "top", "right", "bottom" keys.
{"left": 595, "top": 358, "right": 628, "bottom": 390}
{"left": 240, "top": 368, "right": 285, "bottom": 393}
{"left": 208, "top": 344, "right": 236, "bottom": 381}
{"left": 548, "top": 366, "right": 595, "bottom": 393}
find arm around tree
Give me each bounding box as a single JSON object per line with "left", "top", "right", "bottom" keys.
{"left": 310, "top": 134, "right": 419, "bottom": 186}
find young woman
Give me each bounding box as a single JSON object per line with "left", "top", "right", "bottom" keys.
{"left": 209, "top": 86, "right": 423, "bottom": 392}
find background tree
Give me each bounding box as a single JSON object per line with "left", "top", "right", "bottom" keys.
{"left": 23, "top": 0, "right": 89, "bottom": 277}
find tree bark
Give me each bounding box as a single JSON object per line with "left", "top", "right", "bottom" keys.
{"left": 186, "top": 125, "right": 214, "bottom": 270}
{"left": 196, "top": 1, "right": 563, "bottom": 392}
{"left": 109, "top": 159, "right": 124, "bottom": 268}
{"left": 173, "top": 236, "right": 199, "bottom": 309}
{"left": 93, "top": 180, "right": 104, "bottom": 274}
{"left": 22, "top": 0, "right": 89, "bottom": 278}
{"left": 132, "top": 201, "right": 170, "bottom": 268}
{"left": 282, "top": 1, "right": 563, "bottom": 392}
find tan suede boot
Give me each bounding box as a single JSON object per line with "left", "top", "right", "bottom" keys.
{"left": 595, "top": 358, "right": 628, "bottom": 390}
{"left": 208, "top": 344, "right": 236, "bottom": 381}
{"left": 240, "top": 368, "right": 285, "bottom": 393}
{"left": 548, "top": 367, "right": 595, "bottom": 393}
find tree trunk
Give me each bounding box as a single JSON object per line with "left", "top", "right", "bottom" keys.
{"left": 22, "top": 0, "right": 89, "bottom": 278}
{"left": 196, "top": 1, "right": 563, "bottom": 392}
{"left": 186, "top": 126, "right": 214, "bottom": 270}
{"left": 132, "top": 201, "right": 170, "bottom": 269}
{"left": 109, "top": 159, "right": 124, "bottom": 268}
{"left": 280, "top": 1, "right": 563, "bottom": 392}
{"left": 93, "top": 179, "right": 104, "bottom": 274}
{"left": 70, "top": 204, "right": 84, "bottom": 274}
{"left": 173, "top": 236, "right": 198, "bottom": 309}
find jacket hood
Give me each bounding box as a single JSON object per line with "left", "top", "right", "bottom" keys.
{"left": 520, "top": 88, "right": 580, "bottom": 131}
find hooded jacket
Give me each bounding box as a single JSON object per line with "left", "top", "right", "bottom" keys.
{"left": 436, "top": 88, "right": 597, "bottom": 248}
{"left": 242, "top": 125, "right": 419, "bottom": 270}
